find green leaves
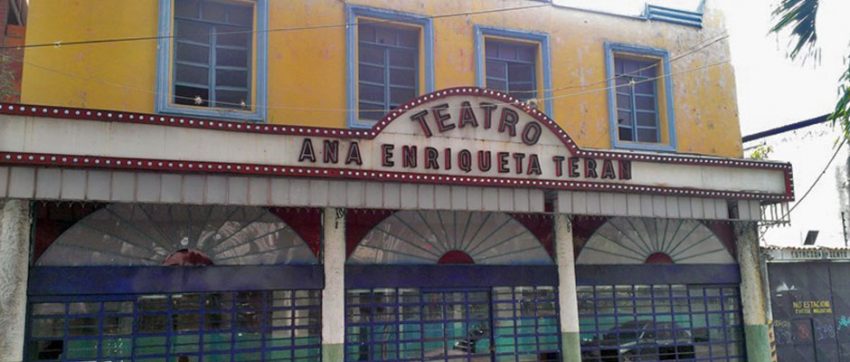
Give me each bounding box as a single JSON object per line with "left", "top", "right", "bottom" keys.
{"left": 770, "top": 0, "right": 820, "bottom": 62}
{"left": 829, "top": 56, "right": 850, "bottom": 139}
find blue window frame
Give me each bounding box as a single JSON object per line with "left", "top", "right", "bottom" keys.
{"left": 156, "top": 0, "right": 268, "bottom": 122}
{"left": 346, "top": 5, "right": 434, "bottom": 129}
{"left": 604, "top": 42, "right": 676, "bottom": 151}
{"left": 485, "top": 40, "right": 537, "bottom": 102}
{"left": 357, "top": 22, "right": 419, "bottom": 122}
{"left": 614, "top": 57, "right": 660, "bottom": 143}
{"left": 474, "top": 26, "right": 552, "bottom": 117}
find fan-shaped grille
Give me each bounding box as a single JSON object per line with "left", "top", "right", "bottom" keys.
{"left": 349, "top": 211, "right": 552, "bottom": 265}
{"left": 577, "top": 217, "right": 734, "bottom": 265}
{"left": 37, "top": 204, "right": 317, "bottom": 266}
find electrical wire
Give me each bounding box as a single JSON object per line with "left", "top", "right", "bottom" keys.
{"left": 778, "top": 138, "right": 847, "bottom": 221}
{"left": 12, "top": 49, "right": 730, "bottom": 113}
{"left": 0, "top": 3, "right": 550, "bottom": 50}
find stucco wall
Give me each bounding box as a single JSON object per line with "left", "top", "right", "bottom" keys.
{"left": 20, "top": 0, "right": 742, "bottom": 157}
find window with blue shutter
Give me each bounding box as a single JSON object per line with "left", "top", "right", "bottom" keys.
{"left": 604, "top": 43, "right": 677, "bottom": 151}
{"left": 156, "top": 0, "right": 268, "bottom": 121}
{"left": 485, "top": 40, "right": 537, "bottom": 102}
{"left": 357, "top": 23, "right": 419, "bottom": 122}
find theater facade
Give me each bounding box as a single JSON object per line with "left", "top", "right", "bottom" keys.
{"left": 0, "top": 1, "right": 793, "bottom": 361}
{"left": 0, "top": 87, "right": 790, "bottom": 361}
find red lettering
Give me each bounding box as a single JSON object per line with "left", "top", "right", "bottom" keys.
{"left": 512, "top": 153, "right": 525, "bottom": 174}
{"left": 381, "top": 144, "right": 394, "bottom": 167}
{"left": 403, "top": 146, "right": 418, "bottom": 168}
{"left": 298, "top": 139, "right": 316, "bottom": 163}
{"left": 410, "top": 110, "right": 432, "bottom": 137}
{"left": 584, "top": 158, "right": 598, "bottom": 178}
{"left": 432, "top": 103, "right": 455, "bottom": 133}
{"left": 497, "top": 152, "right": 510, "bottom": 173}
{"left": 480, "top": 102, "right": 497, "bottom": 129}
{"left": 527, "top": 154, "right": 542, "bottom": 175}
{"left": 425, "top": 147, "right": 440, "bottom": 169}
{"left": 323, "top": 140, "right": 339, "bottom": 164}
{"left": 498, "top": 108, "right": 519, "bottom": 137}
{"left": 458, "top": 101, "right": 479, "bottom": 128}
{"left": 345, "top": 142, "right": 363, "bottom": 165}
{"left": 552, "top": 156, "right": 565, "bottom": 177}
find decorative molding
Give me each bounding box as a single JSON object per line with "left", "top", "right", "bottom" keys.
{"left": 0, "top": 87, "right": 794, "bottom": 201}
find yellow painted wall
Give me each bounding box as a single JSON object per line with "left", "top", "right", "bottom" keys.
{"left": 21, "top": 0, "right": 742, "bottom": 157}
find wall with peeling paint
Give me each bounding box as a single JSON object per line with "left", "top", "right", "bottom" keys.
{"left": 20, "top": 0, "right": 741, "bottom": 157}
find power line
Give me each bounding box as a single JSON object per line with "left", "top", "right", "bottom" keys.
{"left": 776, "top": 138, "right": 847, "bottom": 223}
{"left": 15, "top": 49, "right": 730, "bottom": 113}
{"left": 0, "top": 3, "right": 550, "bottom": 50}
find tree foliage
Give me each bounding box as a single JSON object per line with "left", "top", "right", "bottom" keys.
{"left": 770, "top": 0, "right": 850, "bottom": 139}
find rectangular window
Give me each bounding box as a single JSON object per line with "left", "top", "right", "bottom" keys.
{"left": 485, "top": 40, "right": 537, "bottom": 102}
{"left": 474, "top": 26, "right": 551, "bottom": 116}
{"left": 604, "top": 42, "right": 676, "bottom": 151}
{"left": 156, "top": 0, "right": 267, "bottom": 121}
{"left": 614, "top": 56, "right": 660, "bottom": 143}
{"left": 357, "top": 22, "right": 420, "bottom": 122}
{"left": 173, "top": 0, "right": 252, "bottom": 110}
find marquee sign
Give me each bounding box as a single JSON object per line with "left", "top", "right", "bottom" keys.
{"left": 0, "top": 87, "right": 793, "bottom": 201}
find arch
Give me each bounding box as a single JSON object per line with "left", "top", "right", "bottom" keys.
{"left": 348, "top": 210, "right": 553, "bottom": 265}
{"left": 36, "top": 204, "right": 318, "bottom": 266}
{"left": 577, "top": 217, "right": 735, "bottom": 265}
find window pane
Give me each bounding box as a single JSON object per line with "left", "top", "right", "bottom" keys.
{"left": 397, "top": 29, "right": 418, "bottom": 48}
{"left": 201, "top": 1, "right": 228, "bottom": 23}
{"left": 635, "top": 78, "right": 655, "bottom": 95}
{"left": 616, "top": 94, "right": 632, "bottom": 109}
{"left": 216, "top": 48, "right": 248, "bottom": 68}
{"left": 637, "top": 128, "right": 658, "bottom": 143}
{"left": 390, "top": 87, "right": 416, "bottom": 105}
{"left": 175, "top": 0, "right": 199, "bottom": 18}
{"left": 486, "top": 60, "right": 506, "bottom": 79}
{"left": 359, "top": 83, "right": 384, "bottom": 103}
{"left": 359, "top": 64, "right": 384, "bottom": 84}
{"left": 217, "top": 29, "right": 249, "bottom": 48}
{"left": 486, "top": 78, "right": 506, "bottom": 92}
{"left": 635, "top": 95, "right": 656, "bottom": 111}
{"left": 228, "top": 6, "right": 253, "bottom": 26}
{"left": 636, "top": 111, "right": 657, "bottom": 127}
{"left": 358, "top": 44, "right": 384, "bottom": 65}
{"left": 389, "top": 48, "right": 416, "bottom": 68}
{"left": 375, "top": 25, "right": 398, "bottom": 46}
{"left": 175, "top": 64, "right": 209, "bottom": 85}
{"left": 175, "top": 20, "right": 210, "bottom": 44}
{"left": 176, "top": 42, "right": 209, "bottom": 64}
{"left": 175, "top": 85, "right": 209, "bottom": 106}
{"left": 216, "top": 69, "right": 249, "bottom": 88}
{"left": 216, "top": 89, "right": 249, "bottom": 109}
{"left": 617, "top": 110, "right": 632, "bottom": 126}
{"left": 359, "top": 102, "right": 384, "bottom": 121}
{"left": 390, "top": 68, "right": 415, "bottom": 87}
{"left": 358, "top": 23, "right": 376, "bottom": 43}
{"left": 508, "top": 63, "right": 533, "bottom": 83}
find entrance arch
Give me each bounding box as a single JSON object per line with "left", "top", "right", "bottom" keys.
{"left": 344, "top": 211, "right": 560, "bottom": 361}
{"left": 27, "top": 204, "right": 322, "bottom": 362}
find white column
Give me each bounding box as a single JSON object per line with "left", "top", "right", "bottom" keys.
{"left": 321, "top": 207, "right": 346, "bottom": 361}
{"left": 555, "top": 213, "right": 581, "bottom": 362}
{"left": 0, "top": 199, "right": 32, "bottom": 362}
{"left": 736, "top": 222, "right": 771, "bottom": 361}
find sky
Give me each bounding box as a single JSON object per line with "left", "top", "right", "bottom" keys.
{"left": 718, "top": 0, "right": 850, "bottom": 247}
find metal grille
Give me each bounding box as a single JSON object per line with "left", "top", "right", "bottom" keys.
{"left": 578, "top": 284, "right": 745, "bottom": 361}
{"left": 27, "top": 290, "right": 322, "bottom": 361}
{"left": 344, "top": 286, "right": 560, "bottom": 361}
